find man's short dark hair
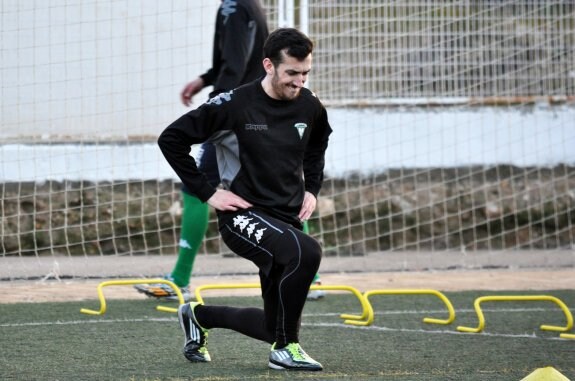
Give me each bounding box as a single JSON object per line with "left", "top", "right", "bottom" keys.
{"left": 263, "top": 28, "right": 313, "bottom": 67}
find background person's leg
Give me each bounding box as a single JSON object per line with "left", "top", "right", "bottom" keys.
{"left": 171, "top": 142, "right": 221, "bottom": 287}
{"left": 303, "top": 220, "right": 326, "bottom": 300}
{"left": 135, "top": 143, "right": 219, "bottom": 300}
{"left": 170, "top": 191, "right": 209, "bottom": 287}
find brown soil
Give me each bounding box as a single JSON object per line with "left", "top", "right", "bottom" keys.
{"left": 1, "top": 269, "right": 573, "bottom": 304}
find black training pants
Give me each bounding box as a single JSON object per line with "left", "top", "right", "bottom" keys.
{"left": 195, "top": 208, "right": 322, "bottom": 346}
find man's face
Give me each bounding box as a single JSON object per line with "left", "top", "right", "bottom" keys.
{"left": 268, "top": 51, "right": 312, "bottom": 101}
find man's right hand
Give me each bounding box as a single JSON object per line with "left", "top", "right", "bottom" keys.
{"left": 180, "top": 77, "right": 205, "bottom": 107}
{"left": 207, "top": 189, "right": 253, "bottom": 211}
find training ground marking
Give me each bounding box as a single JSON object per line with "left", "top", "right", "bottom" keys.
{"left": 1, "top": 317, "right": 569, "bottom": 341}
{"left": 2, "top": 307, "right": 568, "bottom": 328}
{"left": 306, "top": 322, "right": 570, "bottom": 341}
{"left": 0, "top": 317, "right": 175, "bottom": 328}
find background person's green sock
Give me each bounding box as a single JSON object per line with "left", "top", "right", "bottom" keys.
{"left": 170, "top": 192, "right": 209, "bottom": 288}
{"left": 303, "top": 220, "right": 321, "bottom": 284}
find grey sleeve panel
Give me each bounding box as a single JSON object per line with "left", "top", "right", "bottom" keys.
{"left": 207, "top": 130, "right": 241, "bottom": 190}
{"left": 244, "top": 20, "right": 257, "bottom": 67}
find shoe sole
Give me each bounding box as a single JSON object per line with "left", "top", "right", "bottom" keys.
{"left": 136, "top": 287, "right": 190, "bottom": 301}
{"left": 183, "top": 350, "right": 210, "bottom": 363}
{"left": 268, "top": 360, "right": 323, "bottom": 371}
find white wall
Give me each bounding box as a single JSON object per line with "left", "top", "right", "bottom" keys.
{"left": 2, "top": 106, "right": 574, "bottom": 181}
{"left": 1, "top": 0, "right": 220, "bottom": 140}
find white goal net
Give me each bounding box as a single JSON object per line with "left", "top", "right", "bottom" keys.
{"left": 1, "top": 0, "right": 574, "bottom": 281}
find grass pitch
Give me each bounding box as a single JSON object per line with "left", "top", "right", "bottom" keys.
{"left": 0, "top": 290, "right": 574, "bottom": 380}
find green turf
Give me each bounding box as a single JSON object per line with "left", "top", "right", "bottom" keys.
{"left": 1, "top": 290, "right": 574, "bottom": 381}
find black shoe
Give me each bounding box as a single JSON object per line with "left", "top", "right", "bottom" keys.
{"left": 178, "top": 302, "right": 211, "bottom": 362}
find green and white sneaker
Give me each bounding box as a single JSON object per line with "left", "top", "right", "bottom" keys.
{"left": 268, "top": 343, "right": 323, "bottom": 371}
{"left": 178, "top": 302, "right": 211, "bottom": 362}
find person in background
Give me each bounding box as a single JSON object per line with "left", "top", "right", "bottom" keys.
{"left": 136, "top": 0, "right": 325, "bottom": 301}
{"left": 159, "top": 27, "right": 332, "bottom": 370}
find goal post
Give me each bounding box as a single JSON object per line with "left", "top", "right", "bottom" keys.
{"left": 1, "top": 1, "right": 574, "bottom": 281}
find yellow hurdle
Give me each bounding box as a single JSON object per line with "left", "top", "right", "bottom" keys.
{"left": 80, "top": 278, "right": 184, "bottom": 315}
{"left": 362, "top": 289, "right": 456, "bottom": 326}
{"left": 456, "top": 295, "right": 574, "bottom": 334}
{"left": 194, "top": 283, "right": 374, "bottom": 326}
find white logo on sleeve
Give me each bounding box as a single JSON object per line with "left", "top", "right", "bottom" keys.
{"left": 206, "top": 90, "right": 233, "bottom": 106}
{"left": 220, "top": 0, "right": 237, "bottom": 24}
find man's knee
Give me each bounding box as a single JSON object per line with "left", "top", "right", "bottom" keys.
{"left": 300, "top": 235, "right": 322, "bottom": 268}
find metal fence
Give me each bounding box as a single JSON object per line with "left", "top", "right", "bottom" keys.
{"left": 264, "top": 1, "right": 575, "bottom": 103}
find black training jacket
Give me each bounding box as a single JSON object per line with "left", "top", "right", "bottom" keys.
{"left": 158, "top": 79, "right": 332, "bottom": 226}
{"left": 200, "top": 0, "right": 269, "bottom": 97}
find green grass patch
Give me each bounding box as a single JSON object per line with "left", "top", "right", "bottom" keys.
{"left": 1, "top": 290, "right": 574, "bottom": 380}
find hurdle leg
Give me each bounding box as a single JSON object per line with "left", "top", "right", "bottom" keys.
{"left": 363, "top": 289, "right": 456, "bottom": 326}
{"left": 80, "top": 279, "right": 184, "bottom": 315}
{"left": 456, "top": 295, "right": 573, "bottom": 334}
